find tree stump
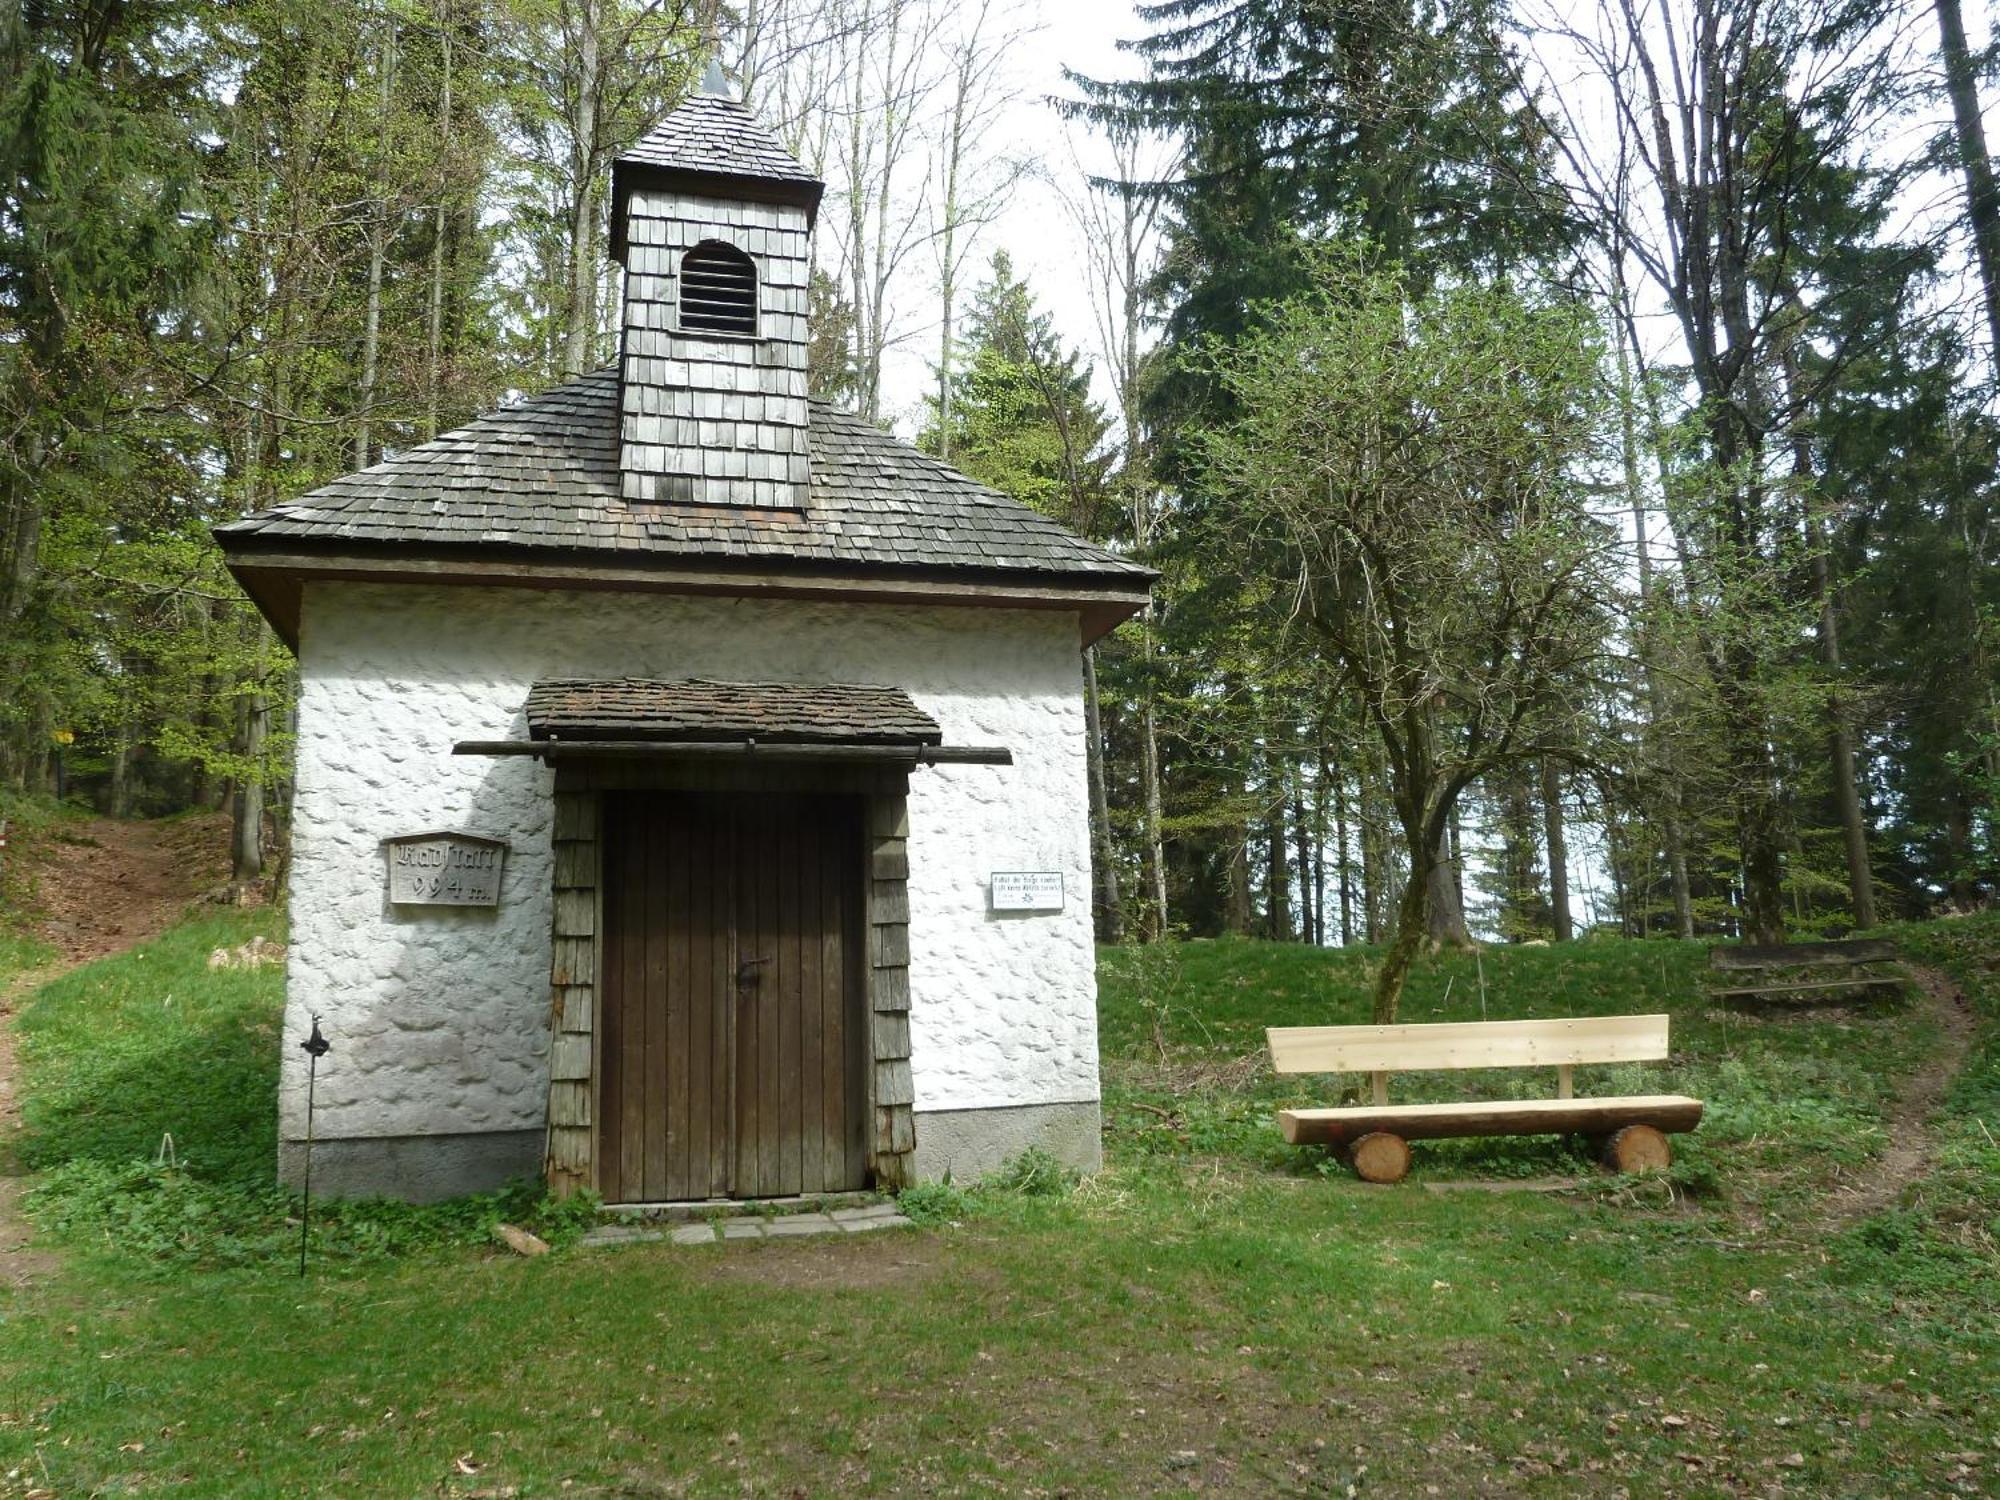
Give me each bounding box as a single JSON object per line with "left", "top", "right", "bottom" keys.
{"left": 1347, "top": 1131, "right": 1411, "bottom": 1184}
{"left": 1602, "top": 1124, "right": 1671, "bottom": 1174}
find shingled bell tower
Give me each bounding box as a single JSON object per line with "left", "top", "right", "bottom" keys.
{"left": 609, "top": 65, "right": 824, "bottom": 509}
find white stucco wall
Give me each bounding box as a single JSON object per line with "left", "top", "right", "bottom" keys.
{"left": 280, "top": 581, "right": 1100, "bottom": 1152}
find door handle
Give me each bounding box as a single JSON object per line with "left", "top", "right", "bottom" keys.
{"left": 736, "top": 956, "right": 771, "bottom": 986}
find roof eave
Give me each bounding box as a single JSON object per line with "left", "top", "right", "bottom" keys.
{"left": 216, "top": 535, "right": 1154, "bottom": 653}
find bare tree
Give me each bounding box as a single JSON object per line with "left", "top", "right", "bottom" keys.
{"left": 1522, "top": 0, "right": 1921, "bottom": 941}
{"left": 1935, "top": 0, "right": 2000, "bottom": 377}
{"left": 356, "top": 16, "right": 398, "bottom": 467}
{"left": 1054, "top": 124, "right": 1176, "bottom": 936}
{"left": 818, "top": 0, "right": 942, "bottom": 421}
{"left": 928, "top": 0, "right": 1033, "bottom": 459}
{"left": 503, "top": 0, "right": 716, "bottom": 379}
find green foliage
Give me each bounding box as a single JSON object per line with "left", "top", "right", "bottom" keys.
{"left": 1191, "top": 249, "right": 1616, "bottom": 1011}
{"left": 13, "top": 907, "right": 591, "bottom": 1267}
{"left": 1075, "top": 0, "right": 1575, "bottom": 441}
{"left": 895, "top": 1177, "right": 975, "bottom": 1225}
{"left": 920, "top": 252, "right": 1116, "bottom": 536}
{"left": 897, "top": 1148, "right": 1079, "bottom": 1226}
{"left": 2, "top": 919, "right": 1998, "bottom": 1493}
{"left": 988, "top": 1146, "right": 1079, "bottom": 1199}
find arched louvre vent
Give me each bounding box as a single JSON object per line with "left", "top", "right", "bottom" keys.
{"left": 677, "top": 241, "right": 759, "bottom": 336}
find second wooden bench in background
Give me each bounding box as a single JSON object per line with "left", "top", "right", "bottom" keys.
{"left": 1706, "top": 938, "right": 1912, "bottom": 1004}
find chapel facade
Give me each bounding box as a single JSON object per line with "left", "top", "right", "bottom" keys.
{"left": 216, "top": 73, "right": 1152, "bottom": 1204}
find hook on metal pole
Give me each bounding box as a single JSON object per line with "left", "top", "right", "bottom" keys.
{"left": 298, "top": 1016, "right": 330, "bottom": 1276}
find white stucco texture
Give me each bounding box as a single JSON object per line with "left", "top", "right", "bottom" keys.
{"left": 279, "top": 581, "right": 1101, "bottom": 1147}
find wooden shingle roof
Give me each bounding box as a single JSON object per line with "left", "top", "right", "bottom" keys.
{"left": 215, "top": 367, "right": 1153, "bottom": 585}
{"left": 617, "top": 93, "right": 819, "bottom": 191}
{"left": 609, "top": 89, "right": 824, "bottom": 254}
{"left": 525, "top": 678, "right": 942, "bottom": 745}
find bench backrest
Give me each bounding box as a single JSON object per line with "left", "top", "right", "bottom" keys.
{"left": 1708, "top": 938, "right": 1897, "bottom": 971}
{"left": 1267, "top": 1014, "right": 1671, "bottom": 1076}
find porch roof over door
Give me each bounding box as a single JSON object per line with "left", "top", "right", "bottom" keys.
{"left": 525, "top": 678, "right": 942, "bottom": 744}
{"left": 453, "top": 677, "right": 1009, "bottom": 766}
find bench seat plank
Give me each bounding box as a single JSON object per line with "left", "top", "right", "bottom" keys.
{"left": 1279, "top": 1094, "right": 1704, "bottom": 1147}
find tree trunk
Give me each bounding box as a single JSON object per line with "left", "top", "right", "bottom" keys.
{"left": 1372, "top": 879, "right": 1428, "bottom": 1023}
{"left": 1598, "top": 773, "right": 1633, "bottom": 938}
{"left": 1310, "top": 752, "right": 1329, "bottom": 946}
{"left": 1265, "top": 776, "right": 1291, "bottom": 941}
{"left": 1497, "top": 768, "right": 1540, "bottom": 938}
{"left": 0, "top": 476, "right": 41, "bottom": 628}
{"left": 1139, "top": 671, "right": 1169, "bottom": 937}
{"left": 1334, "top": 771, "right": 1354, "bottom": 945}
{"left": 564, "top": 0, "right": 601, "bottom": 378}
{"left": 1719, "top": 683, "right": 1787, "bottom": 943}
{"left": 1781, "top": 338, "right": 1876, "bottom": 930}
{"left": 1225, "top": 828, "right": 1252, "bottom": 936}
{"left": 1666, "top": 813, "right": 1696, "bottom": 938}
{"left": 231, "top": 686, "right": 269, "bottom": 885}
{"left": 1944, "top": 793, "right": 1978, "bottom": 907}
{"left": 1616, "top": 292, "right": 1695, "bottom": 936}
{"left": 108, "top": 741, "right": 131, "bottom": 819}
{"left": 425, "top": 10, "right": 454, "bottom": 440}
{"left": 1373, "top": 809, "right": 1442, "bottom": 1022}
{"left": 1293, "top": 761, "right": 1317, "bottom": 945}
{"left": 1425, "top": 821, "right": 1472, "bottom": 949}
{"left": 1541, "top": 759, "right": 1572, "bottom": 941}
{"left": 1360, "top": 766, "right": 1387, "bottom": 943}
{"left": 356, "top": 18, "right": 396, "bottom": 467}
{"left": 1936, "top": 0, "right": 2000, "bottom": 373}
{"left": 1083, "top": 647, "right": 1123, "bottom": 944}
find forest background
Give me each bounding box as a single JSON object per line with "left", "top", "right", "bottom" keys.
{"left": 3, "top": 0, "right": 1998, "bottom": 1020}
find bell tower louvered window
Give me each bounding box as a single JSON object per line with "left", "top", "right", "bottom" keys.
{"left": 677, "top": 241, "right": 759, "bottom": 336}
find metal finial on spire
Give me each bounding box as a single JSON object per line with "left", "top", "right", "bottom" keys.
{"left": 700, "top": 59, "right": 733, "bottom": 99}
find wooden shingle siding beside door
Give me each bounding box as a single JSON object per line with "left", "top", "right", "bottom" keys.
{"left": 545, "top": 787, "right": 599, "bottom": 1194}
{"left": 869, "top": 793, "right": 915, "bottom": 1187}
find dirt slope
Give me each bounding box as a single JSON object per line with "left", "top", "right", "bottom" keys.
{"left": 0, "top": 815, "right": 231, "bottom": 1287}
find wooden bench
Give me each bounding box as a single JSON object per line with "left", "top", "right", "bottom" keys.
{"left": 1707, "top": 939, "right": 1912, "bottom": 1002}
{"left": 1267, "top": 1015, "right": 1704, "bottom": 1184}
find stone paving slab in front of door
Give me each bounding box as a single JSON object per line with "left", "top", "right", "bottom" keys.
{"left": 580, "top": 1200, "right": 912, "bottom": 1248}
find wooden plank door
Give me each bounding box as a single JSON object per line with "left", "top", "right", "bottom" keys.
{"left": 598, "top": 791, "right": 867, "bottom": 1202}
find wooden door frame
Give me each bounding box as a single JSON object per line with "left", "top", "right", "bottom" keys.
{"left": 542, "top": 759, "right": 916, "bottom": 1200}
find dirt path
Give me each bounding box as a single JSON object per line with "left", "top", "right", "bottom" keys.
{"left": 0, "top": 815, "right": 228, "bottom": 1288}
{"left": 20, "top": 816, "right": 223, "bottom": 967}
{"left": 1818, "top": 963, "right": 1979, "bottom": 1229}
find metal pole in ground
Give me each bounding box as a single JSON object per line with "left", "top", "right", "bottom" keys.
{"left": 298, "top": 1016, "right": 330, "bottom": 1275}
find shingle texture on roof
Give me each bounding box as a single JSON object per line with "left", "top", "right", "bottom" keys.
{"left": 526, "top": 678, "right": 942, "bottom": 745}
{"left": 215, "top": 368, "right": 1152, "bottom": 584}
{"left": 617, "top": 93, "right": 818, "bottom": 188}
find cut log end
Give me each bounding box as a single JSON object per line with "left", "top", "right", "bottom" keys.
{"left": 1602, "top": 1124, "right": 1672, "bottom": 1174}
{"left": 1348, "top": 1131, "right": 1412, "bottom": 1184}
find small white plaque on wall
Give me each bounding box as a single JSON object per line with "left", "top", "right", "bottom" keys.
{"left": 383, "top": 830, "right": 508, "bottom": 907}
{"left": 989, "top": 871, "right": 1064, "bottom": 913}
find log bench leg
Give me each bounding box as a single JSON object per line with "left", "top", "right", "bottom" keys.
{"left": 1598, "top": 1124, "right": 1672, "bottom": 1174}
{"left": 1346, "top": 1131, "right": 1411, "bottom": 1184}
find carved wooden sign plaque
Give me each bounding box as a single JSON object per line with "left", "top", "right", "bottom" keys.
{"left": 383, "top": 830, "right": 508, "bottom": 907}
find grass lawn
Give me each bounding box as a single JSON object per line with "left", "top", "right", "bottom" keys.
{"left": 0, "top": 915, "right": 1995, "bottom": 1496}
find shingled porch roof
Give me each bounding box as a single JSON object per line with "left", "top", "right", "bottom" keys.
{"left": 525, "top": 678, "right": 943, "bottom": 746}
